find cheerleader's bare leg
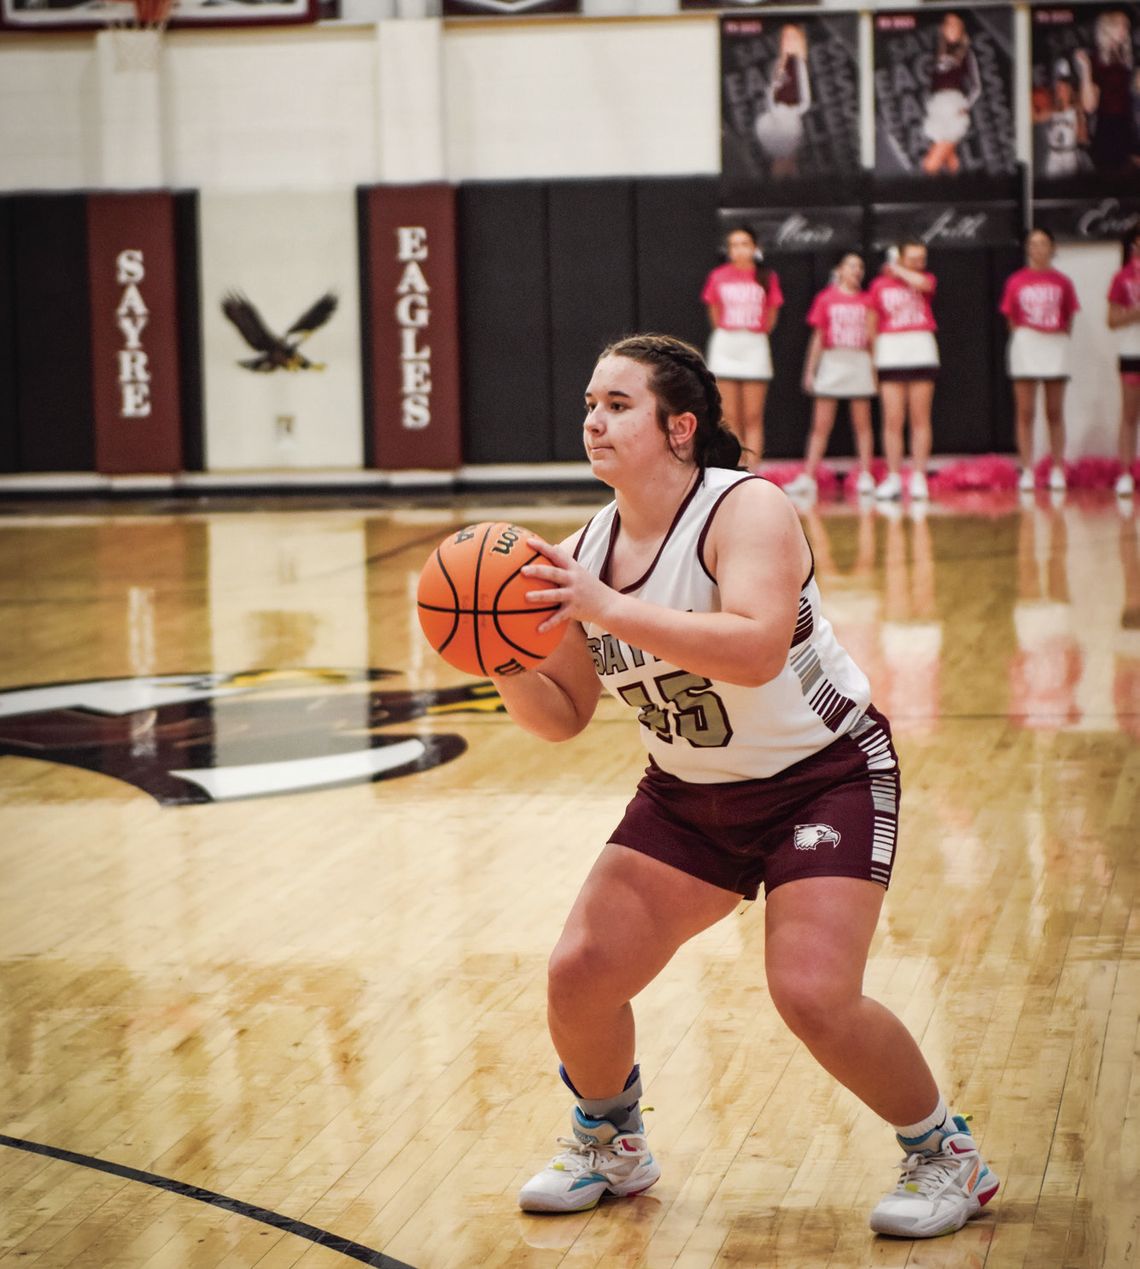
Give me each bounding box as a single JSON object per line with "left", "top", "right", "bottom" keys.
{"left": 742, "top": 380, "right": 768, "bottom": 467}
{"left": 1013, "top": 380, "right": 1038, "bottom": 471}
{"left": 850, "top": 399, "right": 874, "bottom": 474}
{"left": 907, "top": 380, "right": 934, "bottom": 474}
{"left": 1043, "top": 380, "right": 1067, "bottom": 469}
{"left": 720, "top": 379, "right": 749, "bottom": 462}
{"left": 879, "top": 382, "right": 907, "bottom": 475}
{"left": 1119, "top": 381, "right": 1140, "bottom": 470}
{"left": 805, "top": 397, "right": 838, "bottom": 476}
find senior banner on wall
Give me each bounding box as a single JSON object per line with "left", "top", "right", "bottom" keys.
{"left": 874, "top": 7, "right": 1016, "bottom": 180}
{"left": 721, "top": 13, "right": 861, "bottom": 191}
{"left": 1031, "top": 3, "right": 1140, "bottom": 240}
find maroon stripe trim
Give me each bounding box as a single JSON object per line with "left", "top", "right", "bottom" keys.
{"left": 696, "top": 473, "right": 759, "bottom": 584}
{"left": 571, "top": 513, "right": 597, "bottom": 563}
{"left": 604, "top": 472, "right": 704, "bottom": 594}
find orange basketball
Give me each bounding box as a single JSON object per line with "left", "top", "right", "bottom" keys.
{"left": 417, "top": 522, "right": 566, "bottom": 677}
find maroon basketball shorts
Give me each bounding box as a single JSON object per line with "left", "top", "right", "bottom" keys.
{"left": 610, "top": 706, "right": 900, "bottom": 900}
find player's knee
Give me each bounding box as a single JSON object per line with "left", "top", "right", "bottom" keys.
{"left": 767, "top": 970, "right": 852, "bottom": 1044}
{"left": 547, "top": 937, "right": 610, "bottom": 1016}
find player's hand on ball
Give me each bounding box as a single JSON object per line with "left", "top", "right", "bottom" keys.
{"left": 523, "top": 537, "right": 615, "bottom": 632}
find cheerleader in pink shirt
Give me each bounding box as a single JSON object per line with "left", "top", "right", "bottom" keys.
{"left": 1000, "top": 228, "right": 1080, "bottom": 494}
{"left": 1108, "top": 226, "right": 1140, "bottom": 498}
{"left": 701, "top": 225, "right": 784, "bottom": 468}
{"left": 869, "top": 240, "right": 939, "bottom": 502}
{"left": 786, "top": 253, "right": 876, "bottom": 500}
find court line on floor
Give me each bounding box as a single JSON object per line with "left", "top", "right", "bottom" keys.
{"left": 0, "top": 1134, "right": 417, "bottom": 1268}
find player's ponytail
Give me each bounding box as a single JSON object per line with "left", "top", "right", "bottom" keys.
{"left": 600, "top": 333, "right": 743, "bottom": 471}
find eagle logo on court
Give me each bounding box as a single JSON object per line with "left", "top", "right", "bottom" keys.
{"left": 0, "top": 670, "right": 504, "bottom": 806}
{"left": 793, "top": 823, "right": 841, "bottom": 851}
{"left": 221, "top": 290, "right": 338, "bottom": 373}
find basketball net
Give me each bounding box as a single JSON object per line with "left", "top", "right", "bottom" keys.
{"left": 108, "top": 0, "right": 175, "bottom": 73}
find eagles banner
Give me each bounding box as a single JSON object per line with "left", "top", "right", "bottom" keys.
{"left": 198, "top": 191, "right": 363, "bottom": 471}
{"left": 1031, "top": 3, "right": 1140, "bottom": 240}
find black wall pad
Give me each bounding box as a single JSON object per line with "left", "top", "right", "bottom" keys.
{"left": 988, "top": 245, "right": 1023, "bottom": 455}
{"left": 634, "top": 177, "right": 720, "bottom": 354}
{"left": 12, "top": 194, "right": 94, "bottom": 472}
{"left": 761, "top": 251, "right": 818, "bottom": 461}
{"left": 174, "top": 191, "right": 205, "bottom": 473}
{"left": 0, "top": 200, "right": 17, "bottom": 472}
{"left": 548, "top": 180, "right": 637, "bottom": 462}
{"left": 457, "top": 182, "right": 551, "bottom": 464}
{"left": 926, "top": 247, "right": 1007, "bottom": 454}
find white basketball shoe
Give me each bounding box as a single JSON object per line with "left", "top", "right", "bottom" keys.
{"left": 518, "top": 1107, "right": 660, "bottom": 1213}
{"left": 870, "top": 1115, "right": 999, "bottom": 1238}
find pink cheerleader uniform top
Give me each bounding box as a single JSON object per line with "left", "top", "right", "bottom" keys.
{"left": 701, "top": 264, "right": 785, "bottom": 332}
{"left": 807, "top": 286, "right": 873, "bottom": 350}
{"left": 868, "top": 274, "right": 938, "bottom": 334}
{"left": 1000, "top": 268, "right": 1080, "bottom": 332}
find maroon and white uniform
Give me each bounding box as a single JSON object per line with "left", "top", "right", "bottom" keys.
{"left": 924, "top": 44, "right": 981, "bottom": 145}
{"left": 701, "top": 264, "right": 785, "bottom": 381}
{"left": 1000, "top": 266, "right": 1080, "bottom": 380}
{"left": 1108, "top": 260, "right": 1140, "bottom": 374}
{"left": 572, "top": 467, "right": 898, "bottom": 899}
{"left": 806, "top": 285, "right": 875, "bottom": 398}
{"left": 755, "top": 54, "right": 812, "bottom": 161}
{"left": 869, "top": 273, "right": 939, "bottom": 378}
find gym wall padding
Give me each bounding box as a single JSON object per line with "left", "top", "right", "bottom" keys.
{"left": 174, "top": 191, "right": 205, "bottom": 474}
{"left": 457, "top": 181, "right": 552, "bottom": 466}
{"left": 11, "top": 194, "right": 95, "bottom": 473}
{"left": 548, "top": 180, "right": 637, "bottom": 462}
{"left": 0, "top": 200, "right": 16, "bottom": 474}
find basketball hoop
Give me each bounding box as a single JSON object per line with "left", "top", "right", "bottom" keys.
{"left": 108, "top": 0, "right": 174, "bottom": 74}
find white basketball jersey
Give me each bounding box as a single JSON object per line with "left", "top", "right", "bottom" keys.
{"left": 574, "top": 468, "right": 872, "bottom": 783}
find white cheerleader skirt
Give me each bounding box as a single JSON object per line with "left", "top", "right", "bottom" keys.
{"left": 707, "top": 328, "right": 773, "bottom": 382}
{"left": 874, "top": 330, "right": 940, "bottom": 379}
{"left": 755, "top": 104, "right": 805, "bottom": 161}
{"left": 813, "top": 348, "right": 875, "bottom": 399}
{"left": 923, "top": 90, "right": 971, "bottom": 145}
{"left": 1008, "top": 326, "right": 1071, "bottom": 381}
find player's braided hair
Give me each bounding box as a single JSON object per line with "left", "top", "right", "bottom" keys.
{"left": 600, "top": 334, "right": 743, "bottom": 470}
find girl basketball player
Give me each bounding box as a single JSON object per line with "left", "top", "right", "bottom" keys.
{"left": 754, "top": 24, "right": 812, "bottom": 180}
{"left": 1075, "top": 10, "right": 1137, "bottom": 177}
{"left": 787, "top": 252, "right": 877, "bottom": 500}
{"left": 1108, "top": 227, "right": 1140, "bottom": 497}
{"left": 921, "top": 12, "right": 981, "bottom": 176}
{"left": 1000, "top": 228, "right": 1080, "bottom": 494}
{"left": 869, "top": 241, "right": 939, "bottom": 501}
{"left": 495, "top": 333, "right": 999, "bottom": 1237}
{"left": 1037, "top": 58, "right": 1090, "bottom": 178}
{"left": 701, "top": 226, "right": 783, "bottom": 469}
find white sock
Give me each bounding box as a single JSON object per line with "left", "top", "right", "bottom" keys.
{"left": 893, "top": 1095, "right": 952, "bottom": 1152}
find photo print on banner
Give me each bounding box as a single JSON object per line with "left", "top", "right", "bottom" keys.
{"left": 720, "top": 13, "right": 860, "bottom": 186}
{"left": 874, "top": 7, "right": 1015, "bottom": 180}
{"left": 442, "top": 0, "right": 578, "bottom": 16}
{"left": 1032, "top": 3, "right": 1140, "bottom": 240}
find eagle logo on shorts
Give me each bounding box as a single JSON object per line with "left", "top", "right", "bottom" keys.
{"left": 793, "top": 823, "right": 842, "bottom": 851}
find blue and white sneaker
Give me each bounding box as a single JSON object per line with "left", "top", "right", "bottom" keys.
{"left": 870, "top": 1115, "right": 999, "bottom": 1238}
{"left": 518, "top": 1107, "right": 660, "bottom": 1213}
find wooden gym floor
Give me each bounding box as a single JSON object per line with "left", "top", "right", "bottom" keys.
{"left": 0, "top": 488, "right": 1136, "bottom": 1268}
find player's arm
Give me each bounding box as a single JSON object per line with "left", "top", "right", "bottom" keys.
{"left": 890, "top": 263, "right": 935, "bottom": 293}
{"left": 523, "top": 481, "right": 805, "bottom": 688}
{"left": 491, "top": 621, "right": 601, "bottom": 742}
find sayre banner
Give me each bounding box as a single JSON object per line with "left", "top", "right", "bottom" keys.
{"left": 361, "top": 185, "right": 462, "bottom": 471}
{"left": 86, "top": 192, "right": 183, "bottom": 474}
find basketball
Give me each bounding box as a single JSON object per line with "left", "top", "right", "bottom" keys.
{"left": 417, "top": 521, "right": 566, "bottom": 677}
